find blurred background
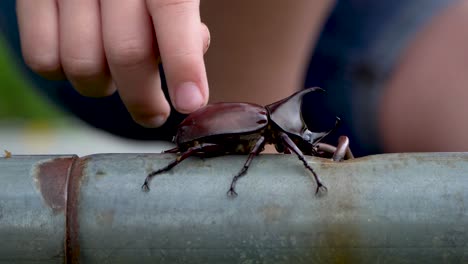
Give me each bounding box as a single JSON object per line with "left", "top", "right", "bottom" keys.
{"left": 2, "top": 0, "right": 465, "bottom": 157}
{"left": 0, "top": 36, "right": 171, "bottom": 156}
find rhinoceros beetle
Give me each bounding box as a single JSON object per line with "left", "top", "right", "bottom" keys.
{"left": 142, "top": 87, "right": 353, "bottom": 196}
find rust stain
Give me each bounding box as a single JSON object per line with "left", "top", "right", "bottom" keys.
{"left": 337, "top": 198, "right": 357, "bottom": 212}
{"left": 34, "top": 157, "right": 76, "bottom": 214}
{"left": 95, "top": 210, "right": 115, "bottom": 226}
{"left": 95, "top": 169, "right": 107, "bottom": 180}
{"left": 66, "top": 156, "right": 88, "bottom": 264}
{"left": 316, "top": 225, "right": 362, "bottom": 264}
{"left": 3, "top": 150, "right": 11, "bottom": 158}
{"left": 259, "top": 204, "right": 287, "bottom": 224}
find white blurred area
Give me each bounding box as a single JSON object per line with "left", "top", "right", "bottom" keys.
{"left": 0, "top": 37, "right": 178, "bottom": 156}
{"left": 0, "top": 119, "right": 175, "bottom": 157}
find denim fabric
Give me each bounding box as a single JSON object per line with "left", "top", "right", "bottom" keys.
{"left": 304, "top": 0, "right": 458, "bottom": 156}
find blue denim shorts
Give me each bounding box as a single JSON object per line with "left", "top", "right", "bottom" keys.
{"left": 0, "top": 0, "right": 459, "bottom": 156}
{"left": 303, "top": 0, "right": 458, "bottom": 156}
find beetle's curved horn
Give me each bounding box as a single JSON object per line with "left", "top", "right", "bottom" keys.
{"left": 304, "top": 116, "right": 341, "bottom": 145}
{"left": 266, "top": 87, "right": 325, "bottom": 141}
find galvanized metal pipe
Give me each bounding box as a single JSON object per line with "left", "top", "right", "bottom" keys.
{"left": 1, "top": 152, "right": 468, "bottom": 263}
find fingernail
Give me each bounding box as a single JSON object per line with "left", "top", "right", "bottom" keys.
{"left": 204, "top": 34, "right": 211, "bottom": 53}
{"left": 135, "top": 114, "right": 167, "bottom": 128}
{"left": 175, "top": 82, "right": 204, "bottom": 113}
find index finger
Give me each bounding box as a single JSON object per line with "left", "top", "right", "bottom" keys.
{"left": 146, "top": 0, "right": 209, "bottom": 113}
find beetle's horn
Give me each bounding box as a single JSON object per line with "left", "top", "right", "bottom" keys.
{"left": 266, "top": 87, "right": 325, "bottom": 139}
{"left": 303, "top": 117, "right": 341, "bottom": 144}
{"left": 302, "top": 130, "right": 327, "bottom": 144}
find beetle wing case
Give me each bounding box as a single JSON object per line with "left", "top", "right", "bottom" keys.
{"left": 175, "top": 103, "right": 269, "bottom": 144}
{"left": 266, "top": 87, "right": 326, "bottom": 141}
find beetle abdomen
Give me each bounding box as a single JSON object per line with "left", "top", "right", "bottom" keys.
{"left": 180, "top": 133, "right": 264, "bottom": 155}
{"left": 175, "top": 103, "right": 269, "bottom": 144}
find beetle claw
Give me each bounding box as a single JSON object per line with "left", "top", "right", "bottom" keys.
{"left": 227, "top": 188, "right": 238, "bottom": 198}
{"left": 315, "top": 184, "right": 328, "bottom": 197}
{"left": 141, "top": 183, "right": 150, "bottom": 192}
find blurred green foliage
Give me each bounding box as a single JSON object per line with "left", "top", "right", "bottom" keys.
{"left": 0, "top": 37, "right": 63, "bottom": 120}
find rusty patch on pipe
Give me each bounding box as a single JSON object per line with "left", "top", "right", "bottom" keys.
{"left": 95, "top": 209, "right": 115, "bottom": 226}
{"left": 259, "top": 204, "right": 288, "bottom": 224}
{"left": 34, "top": 157, "right": 76, "bottom": 214}
{"left": 3, "top": 150, "right": 11, "bottom": 158}
{"left": 65, "top": 156, "right": 88, "bottom": 264}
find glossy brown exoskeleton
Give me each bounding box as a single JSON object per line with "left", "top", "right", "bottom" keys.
{"left": 142, "top": 87, "right": 353, "bottom": 196}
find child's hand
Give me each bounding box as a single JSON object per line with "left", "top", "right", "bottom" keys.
{"left": 16, "top": 0, "right": 210, "bottom": 127}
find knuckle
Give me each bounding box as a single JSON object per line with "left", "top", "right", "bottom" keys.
{"left": 23, "top": 52, "right": 61, "bottom": 74}
{"left": 147, "top": 0, "right": 197, "bottom": 13}
{"left": 106, "top": 39, "right": 152, "bottom": 68}
{"left": 165, "top": 49, "right": 199, "bottom": 60}
{"left": 127, "top": 101, "right": 170, "bottom": 120}
{"left": 163, "top": 51, "right": 202, "bottom": 74}
{"left": 61, "top": 56, "right": 105, "bottom": 80}
{"left": 73, "top": 84, "right": 115, "bottom": 98}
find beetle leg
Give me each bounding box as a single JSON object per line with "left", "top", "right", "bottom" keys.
{"left": 227, "top": 136, "right": 266, "bottom": 197}
{"left": 280, "top": 132, "right": 327, "bottom": 195}
{"left": 331, "top": 136, "right": 354, "bottom": 161}
{"left": 142, "top": 143, "right": 221, "bottom": 191}
{"left": 163, "top": 146, "right": 180, "bottom": 154}
{"left": 274, "top": 142, "right": 292, "bottom": 154}
{"left": 316, "top": 136, "right": 354, "bottom": 161}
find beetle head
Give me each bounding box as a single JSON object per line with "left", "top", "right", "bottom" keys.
{"left": 266, "top": 87, "right": 329, "bottom": 145}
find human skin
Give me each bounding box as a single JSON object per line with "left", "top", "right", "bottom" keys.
{"left": 16, "top": 0, "right": 210, "bottom": 128}
{"left": 201, "top": 0, "right": 334, "bottom": 106}
{"left": 15, "top": 0, "right": 334, "bottom": 128}
{"left": 379, "top": 0, "right": 468, "bottom": 152}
